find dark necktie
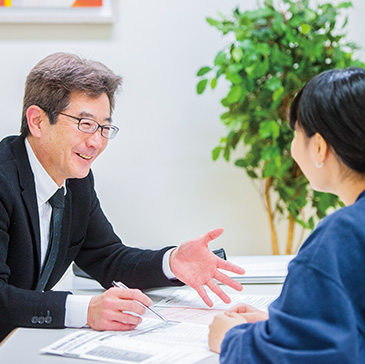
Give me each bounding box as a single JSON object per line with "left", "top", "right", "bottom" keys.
{"left": 36, "top": 187, "right": 65, "bottom": 292}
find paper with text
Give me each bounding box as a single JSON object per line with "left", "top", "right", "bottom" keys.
{"left": 40, "top": 319, "right": 216, "bottom": 364}
{"left": 156, "top": 290, "right": 278, "bottom": 311}
{"left": 146, "top": 306, "right": 223, "bottom": 325}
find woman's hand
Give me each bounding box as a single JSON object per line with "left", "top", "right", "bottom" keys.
{"left": 209, "top": 313, "right": 247, "bottom": 353}
{"left": 226, "top": 303, "right": 269, "bottom": 322}
{"left": 208, "top": 304, "right": 269, "bottom": 353}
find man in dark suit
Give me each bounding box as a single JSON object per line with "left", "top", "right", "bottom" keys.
{"left": 0, "top": 52, "right": 244, "bottom": 342}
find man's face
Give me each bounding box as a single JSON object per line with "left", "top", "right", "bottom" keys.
{"left": 34, "top": 92, "right": 111, "bottom": 186}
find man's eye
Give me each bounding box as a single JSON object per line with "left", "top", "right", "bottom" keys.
{"left": 80, "top": 120, "right": 94, "bottom": 128}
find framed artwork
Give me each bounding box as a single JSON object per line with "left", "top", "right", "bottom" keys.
{"left": 0, "top": 0, "right": 115, "bottom": 23}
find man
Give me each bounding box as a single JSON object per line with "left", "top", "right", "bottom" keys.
{"left": 0, "top": 52, "right": 244, "bottom": 342}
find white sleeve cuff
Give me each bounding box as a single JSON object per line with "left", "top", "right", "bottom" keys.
{"left": 65, "top": 294, "right": 92, "bottom": 328}
{"left": 162, "top": 248, "right": 176, "bottom": 280}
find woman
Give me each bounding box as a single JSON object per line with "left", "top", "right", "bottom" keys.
{"left": 209, "top": 67, "right": 365, "bottom": 363}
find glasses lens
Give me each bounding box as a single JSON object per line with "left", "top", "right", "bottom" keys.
{"left": 102, "top": 125, "right": 119, "bottom": 139}
{"left": 79, "top": 119, "right": 98, "bottom": 134}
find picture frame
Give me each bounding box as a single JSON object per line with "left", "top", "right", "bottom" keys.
{"left": 0, "top": 0, "right": 115, "bottom": 24}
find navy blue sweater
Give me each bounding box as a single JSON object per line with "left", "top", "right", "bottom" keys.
{"left": 221, "top": 190, "right": 365, "bottom": 364}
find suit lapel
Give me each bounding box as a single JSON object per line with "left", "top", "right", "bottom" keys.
{"left": 11, "top": 136, "right": 73, "bottom": 290}
{"left": 12, "top": 137, "right": 42, "bottom": 270}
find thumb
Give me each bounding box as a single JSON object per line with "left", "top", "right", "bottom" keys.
{"left": 200, "top": 228, "right": 224, "bottom": 246}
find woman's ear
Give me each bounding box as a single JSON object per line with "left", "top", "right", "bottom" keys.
{"left": 26, "top": 105, "right": 46, "bottom": 138}
{"left": 313, "top": 132, "right": 328, "bottom": 164}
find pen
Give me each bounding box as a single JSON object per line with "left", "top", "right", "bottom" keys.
{"left": 112, "top": 280, "right": 170, "bottom": 324}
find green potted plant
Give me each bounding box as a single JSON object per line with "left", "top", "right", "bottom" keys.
{"left": 197, "top": 0, "right": 364, "bottom": 254}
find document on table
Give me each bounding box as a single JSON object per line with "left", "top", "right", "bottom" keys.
{"left": 156, "top": 290, "right": 278, "bottom": 312}
{"left": 40, "top": 319, "right": 216, "bottom": 364}
{"left": 146, "top": 306, "right": 224, "bottom": 326}
{"left": 226, "top": 255, "right": 295, "bottom": 283}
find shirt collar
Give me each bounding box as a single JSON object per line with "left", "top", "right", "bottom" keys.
{"left": 25, "top": 138, "right": 66, "bottom": 205}
{"left": 356, "top": 189, "right": 365, "bottom": 202}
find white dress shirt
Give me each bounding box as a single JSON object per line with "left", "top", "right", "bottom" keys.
{"left": 25, "top": 138, "right": 175, "bottom": 328}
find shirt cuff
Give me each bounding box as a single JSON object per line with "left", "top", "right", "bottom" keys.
{"left": 162, "top": 248, "right": 176, "bottom": 280}
{"left": 65, "top": 294, "right": 92, "bottom": 328}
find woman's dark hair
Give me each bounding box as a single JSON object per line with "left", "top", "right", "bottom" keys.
{"left": 21, "top": 52, "right": 122, "bottom": 137}
{"left": 290, "top": 67, "right": 365, "bottom": 174}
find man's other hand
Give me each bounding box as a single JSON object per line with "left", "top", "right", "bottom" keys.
{"left": 169, "top": 228, "right": 245, "bottom": 307}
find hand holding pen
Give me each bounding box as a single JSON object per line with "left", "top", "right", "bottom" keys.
{"left": 87, "top": 281, "right": 154, "bottom": 331}
{"left": 112, "top": 281, "right": 170, "bottom": 323}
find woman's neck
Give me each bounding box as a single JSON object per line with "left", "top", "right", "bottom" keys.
{"left": 337, "top": 176, "right": 365, "bottom": 206}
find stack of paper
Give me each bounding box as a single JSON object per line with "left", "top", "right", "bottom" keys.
{"left": 226, "top": 255, "right": 295, "bottom": 284}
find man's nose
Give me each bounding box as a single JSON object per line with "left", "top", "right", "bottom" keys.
{"left": 86, "top": 128, "right": 105, "bottom": 148}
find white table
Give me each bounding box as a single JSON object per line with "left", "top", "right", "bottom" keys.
{"left": 0, "top": 257, "right": 286, "bottom": 364}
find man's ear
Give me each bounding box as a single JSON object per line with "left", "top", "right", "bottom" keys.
{"left": 26, "top": 105, "right": 46, "bottom": 138}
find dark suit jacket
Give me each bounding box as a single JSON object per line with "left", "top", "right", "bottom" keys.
{"left": 0, "top": 135, "right": 180, "bottom": 341}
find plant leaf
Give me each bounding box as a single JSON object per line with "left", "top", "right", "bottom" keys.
{"left": 197, "top": 66, "right": 212, "bottom": 76}
{"left": 196, "top": 79, "right": 208, "bottom": 94}
{"left": 212, "top": 146, "right": 222, "bottom": 161}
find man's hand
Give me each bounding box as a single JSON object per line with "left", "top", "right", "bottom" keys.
{"left": 209, "top": 312, "right": 247, "bottom": 353}
{"left": 87, "top": 287, "right": 153, "bottom": 331}
{"left": 169, "top": 228, "right": 245, "bottom": 307}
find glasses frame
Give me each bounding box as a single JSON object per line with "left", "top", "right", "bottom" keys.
{"left": 58, "top": 112, "right": 119, "bottom": 139}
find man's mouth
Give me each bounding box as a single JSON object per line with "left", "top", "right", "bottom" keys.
{"left": 77, "top": 153, "right": 92, "bottom": 160}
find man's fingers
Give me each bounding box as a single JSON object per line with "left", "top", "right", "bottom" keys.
{"left": 217, "top": 259, "right": 245, "bottom": 275}
{"left": 96, "top": 320, "right": 139, "bottom": 332}
{"left": 110, "top": 310, "right": 143, "bottom": 326}
{"left": 194, "top": 285, "right": 213, "bottom": 307}
{"left": 214, "top": 271, "right": 243, "bottom": 292}
{"left": 111, "top": 323, "right": 139, "bottom": 331}
{"left": 111, "top": 287, "right": 153, "bottom": 307}
{"left": 206, "top": 280, "right": 231, "bottom": 304}
{"left": 117, "top": 299, "right": 148, "bottom": 317}
{"left": 200, "top": 227, "right": 224, "bottom": 246}
{"left": 88, "top": 288, "right": 154, "bottom": 331}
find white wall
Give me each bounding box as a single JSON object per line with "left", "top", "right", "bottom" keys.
{"left": 0, "top": 0, "right": 364, "bottom": 256}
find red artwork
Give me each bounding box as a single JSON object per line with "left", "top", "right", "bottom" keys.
{"left": 72, "top": 0, "right": 102, "bottom": 6}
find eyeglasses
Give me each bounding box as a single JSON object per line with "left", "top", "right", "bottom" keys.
{"left": 58, "top": 112, "right": 119, "bottom": 140}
